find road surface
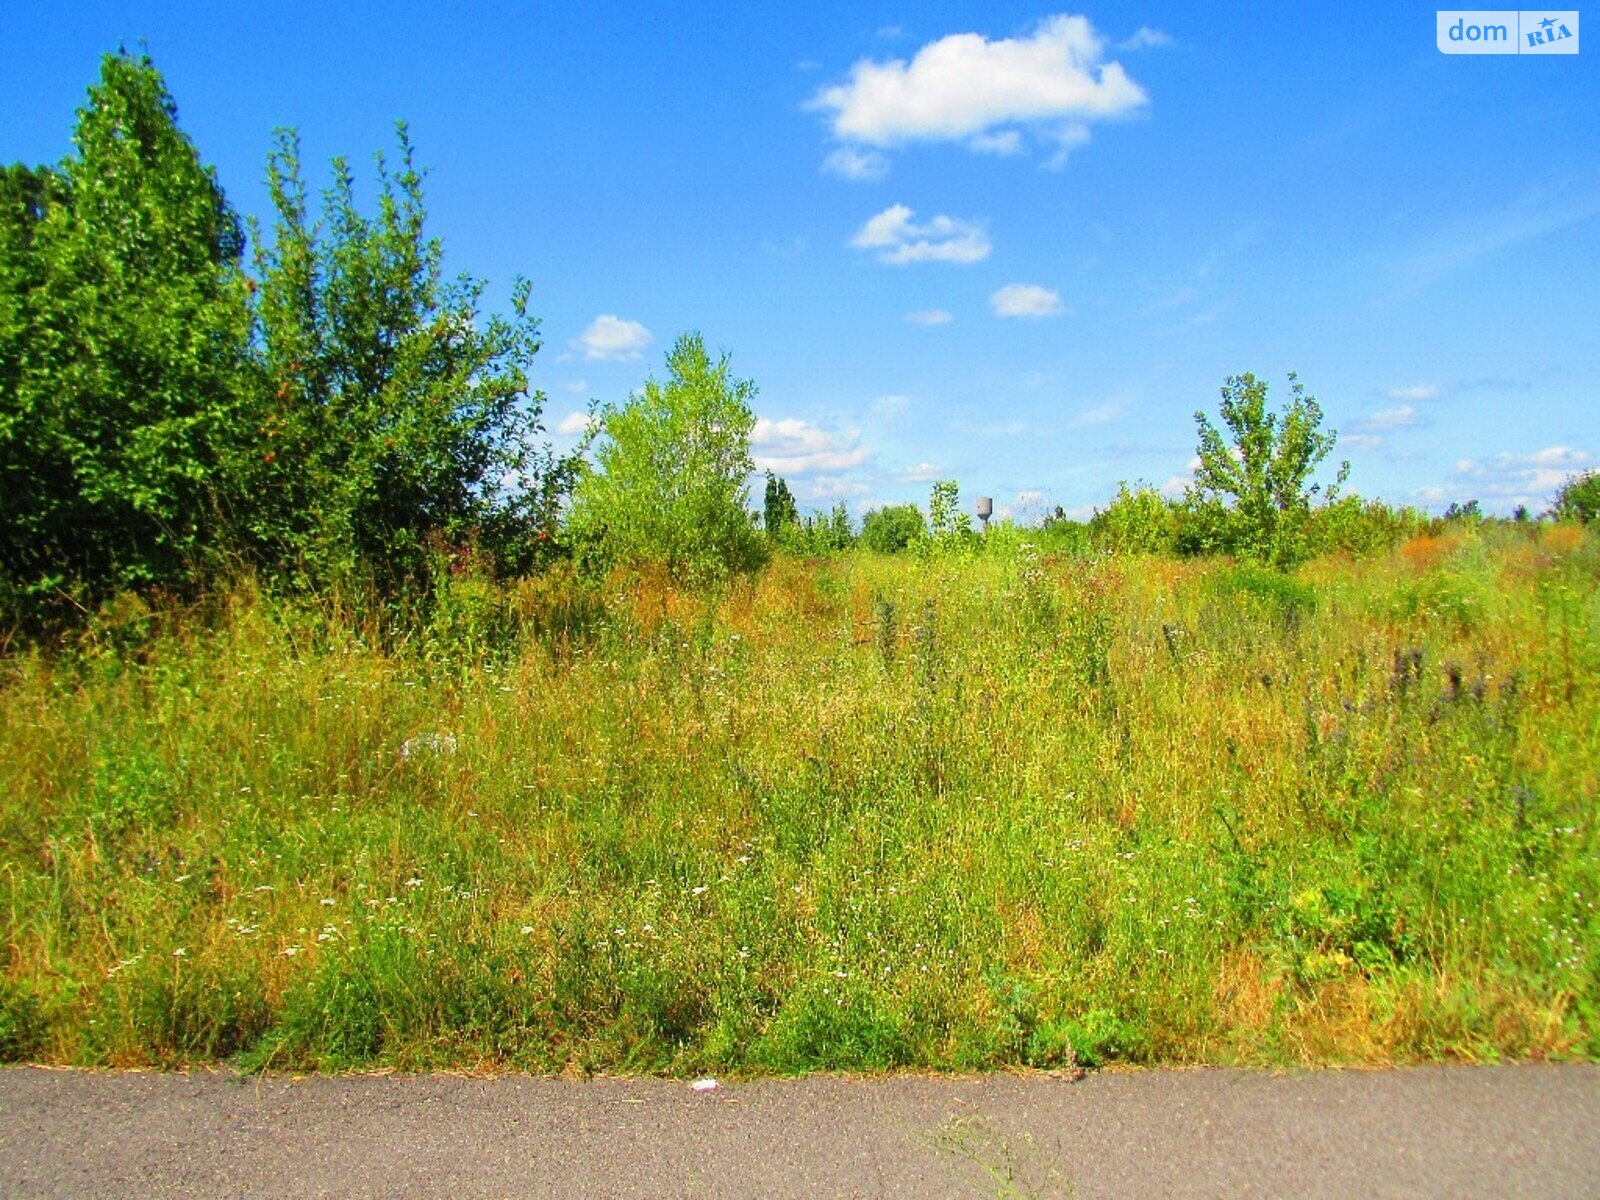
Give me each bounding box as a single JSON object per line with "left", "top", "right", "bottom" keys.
{"left": 2, "top": 1063, "right": 1596, "bottom": 1198}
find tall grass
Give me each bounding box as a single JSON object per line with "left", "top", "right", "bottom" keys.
{"left": 1, "top": 525, "right": 1596, "bottom": 1072}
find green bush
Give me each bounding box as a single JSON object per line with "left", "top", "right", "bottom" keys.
{"left": 861, "top": 504, "right": 927, "bottom": 554}
{"left": 1028, "top": 516, "right": 1091, "bottom": 556}
{"left": 1209, "top": 561, "right": 1318, "bottom": 624}
{"left": 1090, "top": 484, "right": 1178, "bottom": 555}
{"left": 1551, "top": 471, "right": 1600, "bottom": 525}
{"left": 246, "top": 126, "right": 569, "bottom": 596}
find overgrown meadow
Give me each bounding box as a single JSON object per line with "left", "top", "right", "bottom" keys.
{"left": 2, "top": 523, "right": 1596, "bottom": 1074}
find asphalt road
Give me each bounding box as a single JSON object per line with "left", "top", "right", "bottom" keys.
{"left": 2, "top": 1064, "right": 1596, "bottom": 1198}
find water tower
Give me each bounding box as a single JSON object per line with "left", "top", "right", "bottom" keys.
{"left": 976, "top": 496, "right": 993, "bottom": 532}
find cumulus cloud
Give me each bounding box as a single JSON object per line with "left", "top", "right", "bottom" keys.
{"left": 555, "top": 411, "right": 593, "bottom": 436}
{"left": 574, "top": 315, "right": 652, "bottom": 361}
{"left": 1429, "top": 446, "right": 1596, "bottom": 512}
{"left": 809, "top": 14, "right": 1147, "bottom": 167}
{"left": 752, "top": 417, "right": 871, "bottom": 474}
{"left": 906, "top": 309, "right": 953, "bottom": 325}
{"left": 822, "top": 146, "right": 890, "bottom": 181}
{"left": 1386, "top": 383, "right": 1439, "bottom": 402}
{"left": 990, "top": 283, "right": 1063, "bottom": 317}
{"left": 851, "top": 205, "right": 991, "bottom": 264}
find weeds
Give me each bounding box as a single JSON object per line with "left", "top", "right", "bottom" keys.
{"left": 0, "top": 525, "right": 1595, "bottom": 1072}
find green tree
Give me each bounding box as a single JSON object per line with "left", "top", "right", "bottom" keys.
{"left": 861, "top": 504, "right": 926, "bottom": 553}
{"left": 1189, "top": 371, "right": 1348, "bottom": 569}
{"left": 763, "top": 471, "right": 799, "bottom": 538}
{"left": 246, "top": 127, "right": 566, "bottom": 592}
{"left": 568, "top": 332, "right": 765, "bottom": 582}
{"left": 926, "top": 480, "right": 975, "bottom": 554}
{"left": 1550, "top": 470, "right": 1600, "bottom": 524}
{"left": 1, "top": 53, "right": 253, "bottom": 619}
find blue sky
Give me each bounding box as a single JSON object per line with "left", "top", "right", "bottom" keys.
{"left": 4, "top": 2, "right": 1596, "bottom": 518}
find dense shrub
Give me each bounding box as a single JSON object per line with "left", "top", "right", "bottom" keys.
{"left": 1090, "top": 484, "right": 1178, "bottom": 555}
{"left": 861, "top": 504, "right": 926, "bottom": 554}
{"left": 1551, "top": 471, "right": 1600, "bottom": 525}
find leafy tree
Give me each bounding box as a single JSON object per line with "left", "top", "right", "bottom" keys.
{"left": 1, "top": 53, "right": 253, "bottom": 619}
{"left": 1550, "top": 470, "right": 1600, "bottom": 525}
{"left": 861, "top": 504, "right": 926, "bottom": 554}
{"left": 927, "top": 480, "right": 976, "bottom": 546}
{"left": 763, "top": 471, "right": 799, "bottom": 537}
{"left": 1189, "top": 371, "right": 1348, "bottom": 569}
{"left": 246, "top": 127, "right": 567, "bottom": 593}
{"left": 568, "top": 332, "right": 765, "bottom": 582}
{"left": 785, "top": 501, "right": 855, "bottom": 554}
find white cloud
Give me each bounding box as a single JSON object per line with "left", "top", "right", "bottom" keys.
{"left": 1351, "top": 405, "right": 1420, "bottom": 432}
{"left": 799, "top": 475, "right": 872, "bottom": 502}
{"left": 1043, "top": 123, "right": 1092, "bottom": 170}
{"left": 1014, "top": 489, "right": 1046, "bottom": 506}
{"left": 809, "top": 14, "right": 1147, "bottom": 167}
{"left": 969, "top": 129, "right": 1024, "bottom": 156}
{"left": 1429, "top": 446, "right": 1597, "bottom": 512}
{"left": 822, "top": 146, "right": 891, "bottom": 181}
{"left": 1160, "top": 455, "right": 1203, "bottom": 499}
{"left": 851, "top": 204, "right": 991, "bottom": 264}
{"left": 1118, "top": 27, "right": 1173, "bottom": 50}
{"left": 555, "top": 411, "right": 592, "bottom": 436}
{"left": 871, "top": 393, "right": 912, "bottom": 414}
{"left": 906, "top": 309, "right": 953, "bottom": 325}
{"left": 574, "top": 315, "right": 652, "bottom": 361}
{"left": 752, "top": 417, "right": 871, "bottom": 474}
{"left": 1344, "top": 433, "right": 1384, "bottom": 452}
{"left": 897, "top": 461, "right": 942, "bottom": 483}
{"left": 990, "top": 283, "right": 1063, "bottom": 317}
{"left": 561, "top": 379, "right": 589, "bottom": 396}
{"left": 1386, "top": 383, "right": 1439, "bottom": 402}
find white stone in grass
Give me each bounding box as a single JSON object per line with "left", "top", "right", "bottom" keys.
{"left": 690, "top": 1078, "right": 719, "bottom": 1092}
